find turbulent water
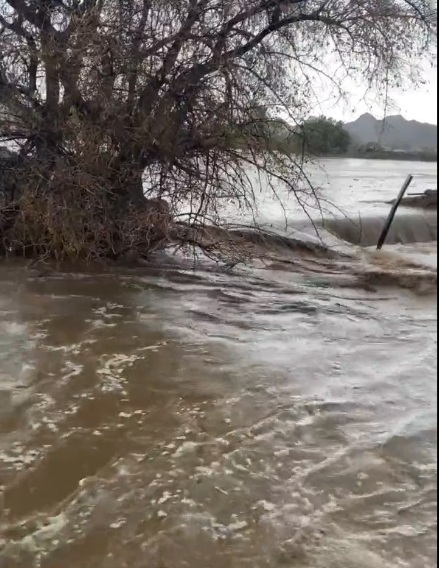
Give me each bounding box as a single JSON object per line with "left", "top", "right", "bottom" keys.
{"left": 219, "top": 158, "right": 437, "bottom": 229}
{"left": 0, "top": 159, "right": 437, "bottom": 567}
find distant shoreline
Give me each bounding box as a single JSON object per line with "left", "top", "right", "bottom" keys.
{"left": 316, "top": 151, "right": 437, "bottom": 163}
{"left": 346, "top": 151, "right": 437, "bottom": 163}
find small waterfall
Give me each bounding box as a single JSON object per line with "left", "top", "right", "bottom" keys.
{"left": 321, "top": 211, "right": 437, "bottom": 247}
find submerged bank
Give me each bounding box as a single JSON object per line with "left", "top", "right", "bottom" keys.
{"left": 171, "top": 203, "right": 438, "bottom": 295}
{"left": 10, "top": 204, "right": 438, "bottom": 297}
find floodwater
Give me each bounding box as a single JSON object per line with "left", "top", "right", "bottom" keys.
{"left": 0, "top": 159, "right": 437, "bottom": 567}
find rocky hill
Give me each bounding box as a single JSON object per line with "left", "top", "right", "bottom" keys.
{"left": 344, "top": 113, "right": 437, "bottom": 152}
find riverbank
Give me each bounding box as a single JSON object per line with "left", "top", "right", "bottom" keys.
{"left": 396, "top": 190, "right": 437, "bottom": 209}
{"left": 347, "top": 151, "right": 437, "bottom": 162}
{"left": 307, "top": 151, "right": 437, "bottom": 163}
{"left": 6, "top": 212, "right": 436, "bottom": 298}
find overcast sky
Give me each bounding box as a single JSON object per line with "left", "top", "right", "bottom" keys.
{"left": 316, "top": 65, "right": 438, "bottom": 125}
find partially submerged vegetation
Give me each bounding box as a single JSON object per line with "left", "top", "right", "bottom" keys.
{"left": 0, "top": 0, "right": 436, "bottom": 263}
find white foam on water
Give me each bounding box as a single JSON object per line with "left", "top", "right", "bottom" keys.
{"left": 0, "top": 321, "right": 28, "bottom": 336}
{"left": 307, "top": 537, "right": 391, "bottom": 568}
{"left": 96, "top": 353, "right": 143, "bottom": 393}
{"left": 1, "top": 513, "right": 68, "bottom": 561}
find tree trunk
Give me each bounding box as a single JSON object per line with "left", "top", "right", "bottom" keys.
{"left": 124, "top": 169, "right": 145, "bottom": 204}
{"left": 111, "top": 150, "right": 146, "bottom": 205}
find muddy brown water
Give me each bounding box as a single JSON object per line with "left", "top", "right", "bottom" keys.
{"left": 0, "top": 153, "right": 438, "bottom": 568}
{"left": 0, "top": 249, "right": 436, "bottom": 568}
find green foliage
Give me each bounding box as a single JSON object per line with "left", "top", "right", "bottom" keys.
{"left": 227, "top": 115, "right": 352, "bottom": 157}
{"left": 298, "top": 116, "right": 351, "bottom": 155}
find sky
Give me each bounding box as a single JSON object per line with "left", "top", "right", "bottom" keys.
{"left": 315, "top": 66, "right": 438, "bottom": 125}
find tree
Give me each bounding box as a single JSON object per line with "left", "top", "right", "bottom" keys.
{"left": 0, "top": 0, "right": 436, "bottom": 261}
{"left": 299, "top": 116, "right": 351, "bottom": 155}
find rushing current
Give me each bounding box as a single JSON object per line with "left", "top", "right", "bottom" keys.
{"left": 0, "top": 158, "right": 437, "bottom": 568}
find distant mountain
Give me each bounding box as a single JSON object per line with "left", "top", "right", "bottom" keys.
{"left": 344, "top": 113, "right": 437, "bottom": 152}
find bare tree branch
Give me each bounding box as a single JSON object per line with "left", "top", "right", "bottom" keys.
{"left": 0, "top": 0, "right": 436, "bottom": 261}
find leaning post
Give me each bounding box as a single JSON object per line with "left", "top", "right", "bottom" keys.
{"left": 377, "top": 174, "right": 414, "bottom": 250}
